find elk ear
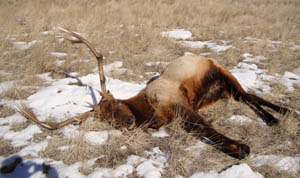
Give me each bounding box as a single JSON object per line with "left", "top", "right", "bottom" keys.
{"left": 98, "top": 89, "right": 114, "bottom": 101}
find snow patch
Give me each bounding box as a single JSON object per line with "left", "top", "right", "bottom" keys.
{"left": 280, "top": 71, "right": 300, "bottom": 91}
{"left": 230, "top": 54, "right": 274, "bottom": 93}
{"left": 184, "top": 52, "right": 194, "bottom": 56}
{"left": 225, "top": 115, "right": 253, "bottom": 125}
{"left": 185, "top": 141, "right": 207, "bottom": 152}
{"left": 104, "top": 61, "right": 123, "bottom": 73}
{"left": 0, "top": 113, "right": 27, "bottom": 126}
{"left": 84, "top": 131, "right": 109, "bottom": 146}
{"left": 162, "top": 29, "right": 192, "bottom": 40}
{"left": 145, "top": 61, "right": 169, "bottom": 67}
{"left": 50, "top": 52, "right": 68, "bottom": 58}
{"left": 18, "top": 141, "right": 48, "bottom": 157}
{"left": 180, "top": 41, "right": 232, "bottom": 52}
{"left": 61, "top": 125, "right": 81, "bottom": 139}
{"left": 136, "top": 147, "right": 168, "bottom": 178}
{"left": 291, "top": 44, "right": 300, "bottom": 51}
{"left": 151, "top": 128, "right": 169, "bottom": 138}
{"left": 190, "top": 163, "right": 264, "bottom": 178}
{"left": 3, "top": 125, "right": 42, "bottom": 147}
{"left": 40, "top": 30, "right": 54, "bottom": 35}
{"left": 13, "top": 40, "right": 41, "bottom": 50}
{"left": 252, "top": 155, "right": 300, "bottom": 173}
{"left": 57, "top": 145, "right": 72, "bottom": 151}
{"left": 0, "top": 81, "right": 15, "bottom": 93}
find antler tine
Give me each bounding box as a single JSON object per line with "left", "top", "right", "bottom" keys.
{"left": 58, "top": 27, "right": 108, "bottom": 95}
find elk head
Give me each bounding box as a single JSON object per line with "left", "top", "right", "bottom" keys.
{"left": 59, "top": 28, "right": 136, "bottom": 130}
{"left": 98, "top": 91, "right": 136, "bottom": 130}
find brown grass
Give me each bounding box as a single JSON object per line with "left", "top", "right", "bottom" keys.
{"left": 0, "top": 0, "right": 300, "bottom": 177}
{"left": 0, "top": 105, "right": 16, "bottom": 118}
{"left": 0, "top": 137, "right": 22, "bottom": 157}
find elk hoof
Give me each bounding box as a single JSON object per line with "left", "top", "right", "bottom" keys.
{"left": 237, "top": 144, "right": 250, "bottom": 160}
{"left": 266, "top": 118, "right": 279, "bottom": 126}
{"left": 222, "top": 143, "right": 250, "bottom": 160}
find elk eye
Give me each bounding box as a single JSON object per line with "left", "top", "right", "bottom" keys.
{"left": 125, "top": 117, "right": 134, "bottom": 125}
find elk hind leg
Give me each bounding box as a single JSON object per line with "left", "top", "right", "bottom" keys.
{"left": 220, "top": 68, "right": 285, "bottom": 125}
{"left": 246, "top": 94, "right": 290, "bottom": 115}
{"left": 226, "top": 84, "right": 281, "bottom": 125}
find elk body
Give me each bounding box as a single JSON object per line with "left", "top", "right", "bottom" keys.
{"left": 22, "top": 28, "right": 290, "bottom": 160}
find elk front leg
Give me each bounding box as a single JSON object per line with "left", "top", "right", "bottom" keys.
{"left": 177, "top": 105, "right": 250, "bottom": 159}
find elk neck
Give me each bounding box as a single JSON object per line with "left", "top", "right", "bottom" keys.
{"left": 120, "top": 89, "right": 155, "bottom": 127}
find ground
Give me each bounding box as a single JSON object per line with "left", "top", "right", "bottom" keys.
{"left": 0, "top": 1, "right": 299, "bottom": 178}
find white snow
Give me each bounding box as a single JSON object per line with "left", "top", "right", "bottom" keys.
{"left": 104, "top": 61, "right": 123, "bottom": 72}
{"left": 1, "top": 29, "right": 300, "bottom": 178}
{"left": 103, "top": 61, "right": 135, "bottom": 76}
{"left": 61, "top": 125, "right": 82, "bottom": 139}
{"left": 190, "top": 164, "right": 264, "bottom": 178}
{"left": 180, "top": 41, "right": 232, "bottom": 52}
{"left": 40, "top": 30, "right": 54, "bottom": 35}
{"left": 53, "top": 161, "right": 85, "bottom": 178}
{"left": 252, "top": 155, "right": 300, "bottom": 173}
{"left": 230, "top": 54, "right": 275, "bottom": 93}
{"left": 224, "top": 115, "right": 253, "bottom": 125}
{"left": 145, "top": 61, "right": 169, "bottom": 67}
{"left": 57, "top": 145, "right": 72, "bottom": 151}
{"left": 18, "top": 141, "right": 48, "bottom": 157}
{"left": 108, "top": 129, "right": 123, "bottom": 137}
{"left": 50, "top": 52, "right": 68, "bottom": 58}
{"left": 184, "top": 52, "right": 194, "bottom": 56}
{"left": 84, "top": 131, "right": 109, "bottom": 146}
{"left": 280, "top": 71, "right": 300, "bottom": 91}
{"left": 13, "top": 40, "right": 41, "bottom": 50}
{"left": 3, "top": 125, "right": 42, "bottom": 147}
{"left": 0, "top": 81, "right": 15, "bottom": 93}
{"left": 0, "top": 113, "right": 27, "bottom": 126}
{"left": 151, "top": 128, "right": 169, "bottom": 138}
{"left": 27, "top": 84, "right": 94, "bottom": 122}
{"left": 125, "top": 147, "right": 169, "bottom": 178}
{"left": 162, "top": 29, "right": 192, "bottom": 40}
{"left": 185, "top": 141, "right": 208, "bottom": 152}
{"left": 291, "top": 44, "right": 300, "bottom": 51}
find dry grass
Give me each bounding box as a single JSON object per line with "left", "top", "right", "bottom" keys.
{"left": 1, "top": 0, "right": 299, "bottom": 83}
{"left": 1, "top": 0, "right": 300, "bottom": 177}
{"left": 0, "top": 105, "right": 16, "bottom": 118}
{"left": 0, "top": 85, "right": 37, "bottom": 100}
{"left": 0, "top": 137, "right": 22, "bottom": 157}
{"left": 253, "top": 165, "right": 298, "bottom": 178}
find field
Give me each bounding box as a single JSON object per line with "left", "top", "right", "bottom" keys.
{"left": 0, "top": 0, "right": 299, "bottom": 177}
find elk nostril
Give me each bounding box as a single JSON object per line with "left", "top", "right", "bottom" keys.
{"left": 125, "top": 117, "right": 134, "bottom": 125}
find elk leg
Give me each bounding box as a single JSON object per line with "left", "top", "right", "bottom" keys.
{"left": 225, "top": 84, "right": 281, "bottom": 125}
{"left": 220, "top": 66, "right": 289, "bottom": 125}
{"left": 242, "top": 96, "right": 279, "bottom": 126}
{"left": 177, "top": 105, "right": 250, "bottom": 159}
{"left": 246, "top": 94, "right": 290, "bottom": 114}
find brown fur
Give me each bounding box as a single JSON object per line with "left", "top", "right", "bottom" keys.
{"left": 22, "top": 30, "right": 291, "bottom": 160}
{"left": 97, "top": 56, "right": 290, "bottom": 159}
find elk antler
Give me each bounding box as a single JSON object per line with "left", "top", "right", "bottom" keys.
{"left": 58, "top": 27, "right": 108, "bottom": 97}
{"left": 18, "top": 103, "right": 93, "bottom": 130}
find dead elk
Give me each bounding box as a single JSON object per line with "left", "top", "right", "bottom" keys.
{"left": 21, "top": 28, "right": 291, "bottom": 160}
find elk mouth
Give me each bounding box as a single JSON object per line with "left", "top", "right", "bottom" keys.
{"left": 128, "top": 122, "right": 135, "bottom": 130}
{"left": 124, "top": 116, "right": 136, "bottom": 130}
